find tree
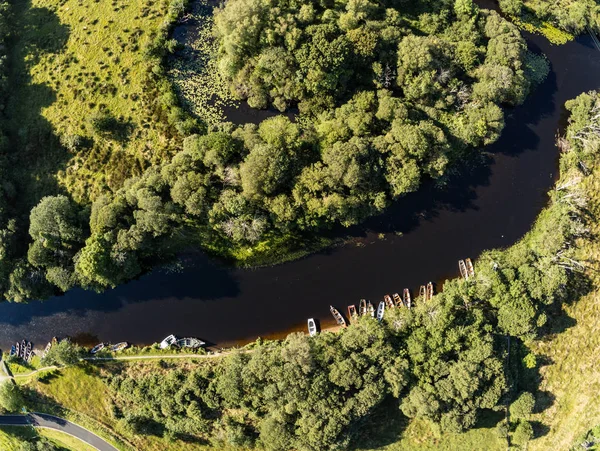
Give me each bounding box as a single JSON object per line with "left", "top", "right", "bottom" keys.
{"left": 41, "top": 340, "right": 83, "bottom": 366}
{"left": 510, "top": 392, "right": 535, "bottom": 420}
{"left": 0, "top": 381, "right": 23, "bottom": 412}
{"left": 512, "top": 420, "right": 534, "bottom": 447}
{"left": 499, "top": 0, "right": 523, "bottom": 16}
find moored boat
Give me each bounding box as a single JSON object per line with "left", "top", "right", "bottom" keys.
{"left": 10, "top": 345, "right": 15, "bottom": 357}
{"left": 459, "top": 259, "right": 468, "bottom": 279}
{"left": 176, "top": 337, "right": 205, "bottom": 348}
{"left": 367, "top": 301, "right": 375, "bottom": 318}
{"left": 25, "top": 349, "right": 32, "bottom": 362}
{"left": 393, "top": 293, "right": 403, "bottom": 307}
{"left": 307, "top": 318, "right": 318, "bottom": 337}
{"left": 359, "top": 299, "right": 367, "bottom": 316}
{"left": 110, "top": 342, "right": 129, "bottom": 352}
{"left": 377, "top": 301, "right": 385, "bottom": 321}
{"left": 419, "top": 285, "right": 426, "bottom": 302}
{"left": 466, "top": 258, "right": 475, "bottom": 278}
{"left": 43, "top": 342, "right": 52, "bottom": 357}
{"left": 330, "top": 306, "right": 347, "bottom": 327}
{"left": 20, "top": 340, "right": 26, "bottom": 358}
{"left": 15, "top": 342, "right": 20, "bottom": 358}
{"left": 426, "top": 282, "right": 434, "bottom": 300}
{"left": 160, "top": 334, "right": 177, "bottom": 349}
{"left": 403, "top": 288, "right": 411, "bottom": 308}
{"left": 384, "top": 294, "right": 394, "bottom": 309}
{"left": 90, "top": 343, "right": 105, "bottom": 354}
{"left": 348, "top": 305, "right": 357, "bottom": 320}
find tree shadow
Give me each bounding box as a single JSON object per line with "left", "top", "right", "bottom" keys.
{"left": 347, "top": 397, "right": 408, "bottom": 450}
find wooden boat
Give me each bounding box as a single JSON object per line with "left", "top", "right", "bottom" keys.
{"left": 330, "top": 306, "right": 347, "bottom": 327}
{"left": 110, "top": 342, "right": 129, "bottom": 352}
{"left": 367, "top": 301, "right": 375, "bottom": 318}
{"left": 90, "top": 343, "right": 105, "bottom": 354}
{"left": 160, "top": 334, "right": 177, "bottom": 349}
{"left": 176, "top": 338, "right": 205, "bottom": 348}
{"left": 393, "top": 293, "right": 403, "bottom": 307}
{"left": 348, "top": 305, "right": 357, "bottom": 320}
{"left": 359, "top": 299, "right": 367, "bottom": 316}
{"left": 419, "top": 285, "right": 426, "bottom": 302}
{"left": 384, "top": 295, "right": 394, "bottom": 309}
{"left": 403, "top": 288, "right": 412, "bottom": 308}
{"left": 10, "top": 345, "right": 16, "bottom": 357}
{"left": 376, "top": 301, "right": 385, "bottom": 321}
{"left": 459, "top": 259, "right": 468, "bottom": 279}
{"left": 307, "top": 318, "right": 318, "bottom": 337}
{"left": 427, "top": 282, "right": 434, "bottom": 301}
{"left": 15, "top": 342, "right": 19, "bottom": 358}
{"left": 25, "top": 342, "right": 32, "bottom": 360}
{"left": 43, "top": 342, "right": 52, "bottom": 357}
{"left": 20, "top": 340, "right": 26, "bottom": 358}
{"left": 466, "top": 258, "right": 475, "bottom": 278}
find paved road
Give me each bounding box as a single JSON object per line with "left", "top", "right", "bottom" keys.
{"left": 0, "top": 413, "right": 118, "bottom": 451}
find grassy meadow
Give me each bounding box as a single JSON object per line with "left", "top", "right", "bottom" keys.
{"left": 8, "top": 0, "right": 181, "bottom": 206}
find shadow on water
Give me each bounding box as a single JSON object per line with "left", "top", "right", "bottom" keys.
{"left": 0, "top": 12, "right": 600, "bottom": 351}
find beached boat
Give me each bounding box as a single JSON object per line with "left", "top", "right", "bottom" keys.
{"left": 176, "top": 338, "right": 205, "bottom": 348}
{"left": 427, "top": 282, "right": 434, "bottom": 301}
{"left": 10, "top": 345, "right": 15, "bottom": 357}
{"left": 393, "top": 293, "right": 403, "bottom": 307}
{"left": 307, "top": 318, "right": 318, "bottom": 337}
{"left": 367, "top": 301, "right": 375, "bottom": 318}
{"left": 403, "top": 288, "right": 412, "bottom": 308}
{"left": 15, "top": 342, "right": 19, "bottom": 358}
{"left": 466, "top": 258, "right": 475, "bottom": 278}
{"left": 384, "top": 295, "right": 394, "bottom": 309}
{"left": 90, "top": 343, "right": 105, "bottom": 354}
{"left": 25, "top": 342, "right": 32, "bottom": 361}
{"left": 359, "top": 299, "right": 367, "bottom": 316}
{"left": 43, "top": 342, "right": 52, "bottom": 357}
{"left": 330, "top": 306, "right": 347, "bottom": 327}
{"left": 110, "top": 342, "right": 129, "bottom": 352}
{"left": 20, "top": 340, "right": 26, "bottom": 358}
{"left": 419, "top": 285, "right": 426, "bottom": 302}
{"left": 348, "top": 305, "right": 357, "bottom": 320}
{"left": 459, "top": 259, "right": 468, "bottom": 279}
{"left": 377, "top": 301, "right": 385, "bottom": 321}
{"left": 160, "top": 334, "right": 177, "bottom": 349}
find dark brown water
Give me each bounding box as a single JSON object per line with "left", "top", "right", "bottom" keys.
{"left": 0, "top": 20, "right": 599, "bottom": 350}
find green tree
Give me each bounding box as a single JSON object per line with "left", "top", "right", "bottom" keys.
{"left": 0, "top": 381, "right": 23, "bottom": 412}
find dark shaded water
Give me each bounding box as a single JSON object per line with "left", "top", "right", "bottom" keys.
{"left": 0, "top": 23, "right": 599, "bottom": 350}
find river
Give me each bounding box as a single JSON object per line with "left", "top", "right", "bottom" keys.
{"left": 0, "top": 12, "right": 599, "bottom": 350}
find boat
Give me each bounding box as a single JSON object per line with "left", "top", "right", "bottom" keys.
{"left": 393, "top": 293, "right": 403, "bottom": 307}
{"left": 419, "top": 285, "right": 426, "bottom": 302}
{"left": 15, "top": 342, "right": 19, "bottom": 358}
{"left": 359, "top": 299, "right": 367, "bottom": 316}
{"left": 110, "top": 342, "right": 129, "bottom": 352}
{"left": 367, "top": 301, "right": 375, "bottom": 318}
{"left": 330, "top": 306, "right": 347, "bottom": 327}
{"left": 20, "top": 340, "right": 26, "bottom": 358}
{"left": 10, "top": 345, "right": 15, "bottom": 357}
{"left": 175, "top": 337, "right": 206, "bottom": 348}
{"left": 90, "top": 343, "right": 105, "bottom": 354}
{"left": 403, "top": 288, "right": 412, "bottom": 308}
{"left": 25, "top": 342, "right": 32, "bottom": 361}
{"left": 347, "top": 305, "right": 357, "bottom": 320}
{"left": 459, "top": 259, "right": 468, "bottom": 279}
{"left": 427, "top": 282, "right": 434, "bottom": 301}
{"left": 307, "top": 318, "right": 318, "bottom": 337}
{"left": 43, "top": 342, "right": 52, "bottom": 357}
{"left": 384, "top": 295, "right": 394, "bottom": 309}
{"left": 160, "top": 334, "right": 177, "bottom": 349}
{"left": 377, "top": 301, "right": 385, "bottom": 321}
{"left": 466, "top": 258, "right": 475, "bottom": 278}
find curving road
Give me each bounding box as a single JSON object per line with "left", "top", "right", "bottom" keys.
{"left": 0, "top": 413, "right": 118, "bottom": 451}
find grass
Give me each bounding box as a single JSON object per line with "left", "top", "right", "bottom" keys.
{"left": 5, "top": 354, "right": 43, "bottom": 375}
{"left": 508, "top": 8, "right": 574, "bottom": 45}
{"left": 8, "top": 0, "right": 180, "bottom": 206}
{"left": 39, "top": 428, "right": 98, "bottom": 451}
{"left": 0, "top": 426, "right": 38, "bottom": 450}
{"left": 0, "top": 425, "right": 92, "bottom": 450}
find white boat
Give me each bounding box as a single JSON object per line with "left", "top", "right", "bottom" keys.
{"left": 160, "top": 334, "right": 177, "bottom": 349}
{"left": 175, "top": 337, "right": 205, "bottom": 348}
{"left": 110, "top": 342, "right": 129, "bottom": 352}
{"left": 466, "top": 258, "right": 475, "bottom": 278}
{"left": 90, "top": 343, "right": 105, "bottom": 354}
{"left": 307, "top": 318, "right": 317, "bottom": 337}
{"left": 43, "top": 342, "right": 52, "bottom": 357}
{"left": 377, "top": 301, "right": 385, "bottom": 321}
{"left": 459, "top": 259, "right": 468, "bottom": 279}
{"left": 367, "top": 302, "right": 375, "bottom": 318}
